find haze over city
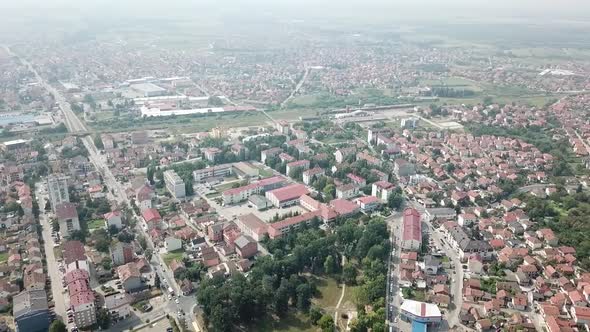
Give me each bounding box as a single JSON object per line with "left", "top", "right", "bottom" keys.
{"left": 1, "top": 1, "right": 590, "bottom": 332}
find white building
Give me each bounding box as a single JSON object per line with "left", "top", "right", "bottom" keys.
{"left": 104, "top": 211, "right": 123, "bottom": 230}
{"left": 165, "top": 237, "right": 182, "bottom": 252}
{"left": 193, "top": 164, "right": 232, "bottom": 183}
{"left": 47, "top": 174, "right": 69, "bottom": 212}
{"left": 164, "top": 170, "right": 186, "bottom": 199}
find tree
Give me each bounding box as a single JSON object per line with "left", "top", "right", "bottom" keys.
{"left": 309, "top": 307, "right": 323, "bottom": 325}
{"left": 296, "top": 283, "right": 313, "bottom": 312}
{"left": 154, "top": 273, "right": 161, "bottom": 288}
{"left": 185, "top": 178, "right": 194, "bottom": 196}
{"left": 69, "top": 230, "right": 86, "bottom": 243}
{"left": 318, "top": 314, "right": 335, "bottom": 332}
{"left": 93, "top": 134, "right": 104, "bottom": 149}
{"left": 342, "top": 263, "right": 358, "bottom": 285}
{"left": 273, "top": 283, "right": 289, "bottom": 317}
{"left": 49, "top": 320, "right": 67, "bottom": 332}
{"left": 324, "top": 255, "right": 336, "bottom": 275}
{"left": 147, "top": 166, "right": 155, "bottom": 185}
{"left": 96, "top": 308, "right": 111, "bottom": 329}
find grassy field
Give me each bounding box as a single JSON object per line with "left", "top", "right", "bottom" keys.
{"left": 87, "top": 219, "right": 105, "bottom": 231}
{"left": 163, "top": 250, "right": 185, "bottom": 265}
{"left": 0, "top": 252, "right": 8, "bottom": 263}
{"left": 89, "top": 111, "right": 271, "bottom": 134}
{"left": 255, "top": 312, "right": 316, "bottom": 332}
{"left": 269, "top": 108, "right": 323, "bottom": 120}
{"left": 257, "top": 168, "right": 274, "bottom": 178}
{"left": 313, "top": 277, "right": 342, "bottom": 310}
{"left": 214, "top": 182, "right": 239, "bottom": 192}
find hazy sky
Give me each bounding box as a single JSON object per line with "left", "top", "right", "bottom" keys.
{"left": 1, "top": 0, "right": 589, "bottom": 42}
{"left": 2, "top": 0, "right": 589, "bottom": 21}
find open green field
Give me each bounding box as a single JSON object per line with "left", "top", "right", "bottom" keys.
{"left": 255, "top": 312, "right": 315, "bottom": 332}
{"left": 420, "top": 76, "right": 483, "bottom": 91}
{"left": 313, "top": 277, "right": 342, "bottom": 310}
{"left": 269, "top": 108, "right": 323, "bottom": 120}
{"left": 214, "top": 182, "right": 239, "bottom": 192}
{"left": 87, "top": 219, "right": 105, "bottom": 231}
{"left": 0, "top": 252, "right": 8, "bottom": 263}
{"left": 163, "top": 250, "right": 185, "bottom": 265}
{"left": 89, "top": 111, "right": 270, "bottom": 134}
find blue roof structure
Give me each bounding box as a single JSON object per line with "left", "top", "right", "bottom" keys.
{"left": 412, "top": 321, "right": 428, "bottom": 332}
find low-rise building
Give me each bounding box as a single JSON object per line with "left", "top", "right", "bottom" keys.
{"left": 13, "top": 290, "right": 50, "bottom": 332}
{"left": 104, "top": 293, "right": 132, "bottom": 322}
{"left": 56, "top": 202, "right": 81, "bottom": 237}
{"left": 265, "top": 183, "right": 309, "bottom": 208}
{"left": 117, "top": 263, "right": 143, "bottom": 293}
{"left": 371, "top": 181, "right": 395, "bottom": 201}
{"left": 193, "top": 164, "right": 233, "bottom": 182}
{"left": 104, "top": 211, "right": 123, "bottom": 229}
{"left": 402, "top": 208, "right": 422, "bottom": 251}
{"left": 234, "top": 235, "right": 258, "bottom": 258}
{"left": 165, "top": 237, "right": 183, "bottom": 252}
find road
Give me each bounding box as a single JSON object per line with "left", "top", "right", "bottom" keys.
{"left": 35, "top": 183, "right": 67, "bottom": 323}
{"left": 409, "top": 202, "right": 463, "bottom": 330}
{"left": 11, "top": 47, "right": 201, "bottom": 330}
{"left": 385, "top": 212, "right": 403, "bottom": 329}
{"left": 280, "top": 67, "right": 310, "bottom": 108}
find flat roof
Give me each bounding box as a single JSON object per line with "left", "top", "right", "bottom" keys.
{"left": 132, "top": 82, "right": 166, "bottom": 92}
{"left": 400, "top": 299, "right": 442, "bottom": 319}
{"left": 412, "top": 321, "right": 428, "bottom": 332}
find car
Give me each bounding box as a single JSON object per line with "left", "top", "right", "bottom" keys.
{"left": 166, "top": 328, "right": 174, "bottom": 332}
{"left": 394, "top": 317, "right": 399, "bottom": 323}
{"left": 175, "top": 298, "right": 180, "bottom": 304}
{"left": 168, "top": 294, "right": 172, "bottom": 300}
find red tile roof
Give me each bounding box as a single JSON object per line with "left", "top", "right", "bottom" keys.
{"left": 267, "top": 184, "right": 309, "bottom": 202}
{"left": 142, "top": 208, "right": 161, "bottom": 223}
{"left": 403, "top": 208, "right": 422, "bottom": 242}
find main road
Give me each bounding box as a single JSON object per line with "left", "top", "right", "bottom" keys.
{"left": 10, "top": 47, "right": 201, "bottom": 330}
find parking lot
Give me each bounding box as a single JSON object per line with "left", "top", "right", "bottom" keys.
{"left": 220, "top": 201, "right": 307, "bottom": 222}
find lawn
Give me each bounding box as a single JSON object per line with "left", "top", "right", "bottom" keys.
{"left": 255, "top": 311, "right": 316, "bottom": 332}
{"left": 163, "top": 250, "right": 185, "bottom": 265}
{"left": 312, "top": 277, "right": 342, "bottom": 311}
{"left": 258, "top": 168, "right": 274, "bottom": 178}
{"left": 87, "top": 219, "right": 105, "bottom": 231}
{"left": 0, "top": 252, "right": 8, "bottom": 263}
{"left": 214, "top": 182, "right": 239, "bottom": 192}
{"left": 89, "top": 111, "right": 271, "bottom": 134}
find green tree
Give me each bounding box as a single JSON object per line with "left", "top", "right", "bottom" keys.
{"left": 96, "top": 308, "right": 111, "bottom": 329}
{"left": 342, "top": 263, "right": 358, "bottom": 285}
{"left": 49, "top": 320, "right": 67, "bottom": 332}
{"left": 318, "top": 314, "right": 335, "bottom": 332}
{"left": 93, "top": 134, "right": 104, "bottom": 149}
{"left": 309, "top": 307, "right": 323, "bottom": 325}
{"left": 324, "top": 255, "right": 336, "bottom": 275}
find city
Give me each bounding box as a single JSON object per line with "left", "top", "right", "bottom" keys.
{"left": 1, "top": 1, "right": 590, "bottom": 332}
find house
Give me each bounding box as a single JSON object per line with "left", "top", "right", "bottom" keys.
{"left": 458, "top": 213, "right": 477, "bottom": 227}
{"left": 334, "top": 147, "right": 356, "bottom": 163}
{"left": 355, "top": 196, "right": 381, "bottom": 212}
{"left": 104, "top": 211, "right": 123, "bottom": 230}
{"left": 285, "top": 160, "right": 310, "bottom": 176}
{"left": 117, "top": 263, "right": 143, "bottom": 292}
{"left": 468, "top": 254, "right": 484, "bottom": 274}
{"left": 208, "top": 223, "right": 225, "bottom": 242}
{"left": 13, "top": 290, "right": 50, "bottom": 332}
{"left": 261, "top": 147, "right": 282, "bottom": 164}
{"left": 110, "top": 242, "right": 134, "bottom": 266}
{"left": 402, "top": 208, "right": 422, "bottom": 251}
{"left": 180, "top": 279, "right": 194, "bottom": 296}
{"left": 394, "top": 159, "right": 416, "bottom": 178}
{"left": 511, "top": 294, "right": 528, "bottom": 311}
{"left": 336, "top": 184, "right": 359, "bottom": 199}
{"left": 302, "top": 167, "right": 324, "bottom": 185}
{"left": 234, "top": 235, "right": 258, "bottom": 259}
{"left": 170, "top": 259, "right": 187, "bottom": 277}
{"left": 104, "top": 293, "right": 132, "bottom": 322}
{"left": 136, "top": 184, "right": 154, "bottom": 210}
{"left": 571, "top": 306, "right": 590, "bottom": 325}
{"left": 371, "top": 181, "right": 395, "bottom": 201}
{"left": 56, "top": 202, "right": 81, "bottom": 237}
{"left": 423, "top": 255, "right": 440, "bottom": 275}
{"left": 165, "top": 237, "right": 183, "bottom": 252}
{"left": 347, "top": 173, "right": 366, "bottom": 187}
{"left": 476, "top": 319, "right": 492, "bottom": 332}
{"left": 141, "top": 208, "right": 162, "bottom": 230}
